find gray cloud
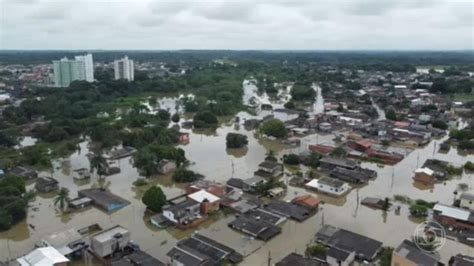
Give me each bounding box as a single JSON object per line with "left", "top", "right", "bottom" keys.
{"left": 0, "top": 0, "right": 472, "bottom": 50}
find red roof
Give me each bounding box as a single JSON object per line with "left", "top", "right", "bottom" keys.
{"left": 292, "top": 194, "right": 320, "bottom": 209}
{"left": 357, "top": 139, "right": 372, "bottom": 149}
{"left": 308, "top": 144, "right": 335, "bottom": 155}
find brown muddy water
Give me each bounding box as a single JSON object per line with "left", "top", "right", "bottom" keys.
{"left": 1, "top": 82, "right": 473, "bottom": 264}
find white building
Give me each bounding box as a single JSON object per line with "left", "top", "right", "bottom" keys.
{"left": 74, "top": 54, "right": 94, "bottom": 82}
{"left": 17, "top": 247, "right": 69, "bottom": 266}
{"left": 114, "top": 56, "right": 134, "bottom": 81}
{"left": 460, "top": 193, "right": 474, "bottom": 211}
{"left": 305, "top": 178, "right": 350, "bottom": 197}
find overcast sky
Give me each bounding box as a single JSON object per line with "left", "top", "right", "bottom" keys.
{"left": 1, "top": 0, "right": 472, "bottom": 50}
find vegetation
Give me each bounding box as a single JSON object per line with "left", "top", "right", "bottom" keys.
{"left": 142, "top": 186, "right": 167, "bottom": 212}
{"left": 260, "top": 119, "right": 287, "bottom": 138}
{"left": 171, "top": 113, "right": 180, "bottom": 123}
{"left": 173, "top": 168, "right": 200, "bottom": 183}
{"left": 409, "top": 200, "right": 436, "bottom": 217}
{"left": 265, "top": 150, "right": 277, "bottom": 162}
{"left": 254, "top": 177, "right": 286, "bottom": 195}
{"left": 133, "top": 145, "right": 186, "bottom": 177}
{"left": 385, "top": 108, "right": 397, "bottom": 121}
{"left": 193, "top": 111, "right": 218, "bottom": 128}
{"left": 283, "top": 153, "right": 300, "bottom": 165}
{"left": 464, "top": 161, "right": 474, "bottom": 171}
{"left": 53, "top": 187, "right": 70, "bottom": 211}
{"left": 447, "top": 165, "right": 463, "bottom": 176}
{"left": 378, "top": 247, "right": 394, "bottom": 266}
{"left": 133, "top": 178, "right": 148, "bottom": 186}
{"left": 431, "top": 120, "right": 448, "bottom": 130}
{"left": 330, "top": 147, "right": 347, "bottom": 158}
{"left": 305, "top": 244, "right": 327, "bottom": 258}
{"left": 290, "top": 84, "right": 315, "bottom": 101}
{"left": 226, "top": 133, "right": 248, "bottom": 148}
{"left": 0, "top": 176, "right": 28, "bottom": 231}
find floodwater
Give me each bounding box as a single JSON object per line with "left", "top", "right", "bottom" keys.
{"left": 1, "top": 81, "right": 473, "bottom": 264}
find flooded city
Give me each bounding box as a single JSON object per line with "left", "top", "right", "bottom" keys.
{"left": 1, "top": 80, "right": 472, "bottom": 265}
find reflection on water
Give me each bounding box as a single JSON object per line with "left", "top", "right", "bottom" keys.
{"left": 1, "top": 89, "right": 473, "bottom": 264}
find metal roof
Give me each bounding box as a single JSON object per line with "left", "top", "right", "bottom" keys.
{"left": 433, "top": 204, "right": 471, "bottom": 221}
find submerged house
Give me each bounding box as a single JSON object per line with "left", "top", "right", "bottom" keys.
{"left": 35, "top": 177, "right": 59, "bottom": 193}
{"left": 78, "top": 188, "right": 130, "bottom": 213}
{"left": 157, "top": 159, "right": 177, "bottom": 175}
{"left": 9, "top": 166, "right": 38, "bottom": 180}
{"left": 228, "top": 215, "right": 281, "bottom": 241}
{"left": 265, "top": 200, "right": 312, "bottom": 222}
{"left": 17, "top": 247, "right": 69, "bottom": 266}
{"left": 90, "top": 225, "right": 131, "bottom": 258}
{"left": 254, "top": 160, "right": 283, "bottom": 179}
{"left": 305, "top": 178, "right": 350, "bottom": 197}
{"left": 432, "top": 204, "right": 474, "bottom": 231}
{"left": 167, "top": 233, "right": 243, "bottom": 266}
{"left": 162, "top": 199, "right": 202, "bottom": 227}
{"left": 329, "top": 167, "right": 376, "bottom": 184}
{"left": 392, "top": 240, "right": 443, "bottom": 266}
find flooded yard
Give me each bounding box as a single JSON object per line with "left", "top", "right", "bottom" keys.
{"left": 1, "top": 81, "right": 473, "bottom": 264}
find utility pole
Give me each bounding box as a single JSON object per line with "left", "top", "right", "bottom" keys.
{"left": 267, "top": 251, "right": 272, "bottom": 266}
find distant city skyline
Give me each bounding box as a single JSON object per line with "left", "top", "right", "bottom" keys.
{"left": 1, "top": 0, "right": 472, "bottom": 50}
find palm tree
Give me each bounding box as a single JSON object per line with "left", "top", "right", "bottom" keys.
{"left": 54, "top": 187, "right": 70, "bottom": 211}
{"left": 265, "top": 150, "right": 277, "bottom": 162}
{"left": 89, "top": 153, "right": 108, "bottom": 180}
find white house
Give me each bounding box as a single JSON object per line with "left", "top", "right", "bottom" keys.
{"left": 305, "top": 178, "right": 350, "bottom": 197}
{"left": 460, "top": 193, "right": 474, "bottom": 211}
{"left": 17, "top": 247, "right": 69, "bottom": 266}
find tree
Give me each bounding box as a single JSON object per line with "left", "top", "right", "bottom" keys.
{"left": 173, "top": 168, "right": 199, "bottom": 183}
{"left": 193, "top": 111, "right": 218, "bottom": 128}
{"left": 54, "top": 187, "right": 70, "bottom": 211}
{"left": 379, "top": 247, "right": 394, "bottom": 266}
{"left": 171, "top": 113, "right": 180, "bottom": 123}
{"left": 283, "top": 154, "right": 300, "bottom": 165}
{"left": 142, "top": 186, "right": 167, "bottom": 212}
{"left": 265, "top": 150, "right": 277, "bottom": 162}
{"left": 330, "top": 147, "right": 347, "bottom": 158}
{"left": 284, "top": 101, "right": 295, "bottom": 109}
{"left": 226, "top": 133, "right": 248, "bottom": 148}
{"left": 290, "top": 85, "right": 316, "bottom": 101}
{"left": 89, "top": 154, "right": 108, "bottom": 179}
{"left": 385, "top": 108, "right": 397, "bottom": 121}
{"left": 157, "top": 109, "right": 171, "bottom": 121}
{"left": 260, "top": 119, "right": 287, "bottom": 138}
{"left": 305, "top": 244, "right": 327, "bottom": 258}
{"left": 0, "top": 176, "right": 28, "bottom": 231}
{"left": 431, "top": 120, "right": 448, "bottom": 130}
{"left": 409, "top": 204, "right": 428, "bottom": 217}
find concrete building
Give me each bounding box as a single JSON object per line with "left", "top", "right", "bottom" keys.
{"left": 90, "top": 225, "right": 130, "bottom": 258}
{"left": 53, "top": 53, "right": 94, "bottom": 87}
{"left": 17, "top": 247, "right": 69, "bottom": 266}
{"left": 74, "top": 54, "right": 94, "bottom": 82}
{"left": 460, "top": 193, "right": 474, "bottom": 211}
{"left": 53, "top": 58, "right": 85, "bottom": 87}
{"left": 114, "top": 56, "right": 134, "bottom": 81}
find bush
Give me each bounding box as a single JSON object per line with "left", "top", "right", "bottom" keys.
{"left": 260, "top": 119, "right": 287, "bottom": 138}
{"left": 305, "top": 244, "right": 327, "bottom": 258}
{"left": 283, "top": 101, "right": 295, "bottom": 109}
{"left": 173, "top": 168, "right": 199, "bottom": 183}
{"left": 431, "top": 120, "right": 448, "bottom": 130}
{"left": 193, "top": 111, "right": 218, "bottom": 128}
{"left": 226, "top": 133, "right": 248, "bottom": 148}
{"left": 291, "top": 85, "right": 315, "bottom": 101}
{"left": 142, "top": 186, "right": 166, "bottom": 212}
{"left": 0, "top": 176, "right": 28, "bottom": 231}
{"left": 464, "top": 161, "right": 474, "bottom": 171}
{"left": 133, "top": 178, "right": 148, "bottom": 186}
{"left": 283, "top": 154, "right": 300, "bottom": 165}
{"left": 447, "top": 165, "right": 463, "bottom": 176}
{"left": 171, "top": 113, "right": 180, "bottom": 123}
{"left": 386, "top": 109, "right": 397, "bottom": 121}
{"left": 409, "top": 204, "right": 428, "bottom": 217}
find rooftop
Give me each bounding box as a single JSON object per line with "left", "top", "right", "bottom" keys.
{"left": 188, "top": 189, "right": 220, "bottom": 203}
{"left": 395, "top": 240, "right": 440, "bottom": 266}
{"left": 433, "top": 203, "right": 471, "bottom": 222}
{"left": 276, "top": 253, "right": 324, "bottom": 266}
{"left": 91, "top": 225, "right": 129, "bottom": 243}
{"left": 17, "top": 247, "right": 69, "bottom": 266}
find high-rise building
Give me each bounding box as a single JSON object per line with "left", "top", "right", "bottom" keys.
{"left": 114, "top": 56, "right": 134, "bottom": 81}
{"left": 74, "top": 54, "right": 94, "bottom": 82}
{"left": 53, "top": 58, "right": 86, "bottom": 87}
{"left": 53, "top": 53, "right": 94, "bottom": 87}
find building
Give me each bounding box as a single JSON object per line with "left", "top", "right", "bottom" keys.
{"left": 276, "top": 253, "right": 325, "bottom": 266}
{"left": 8, "top": 166, "right": 38, "bottom": 179}
{"left": 53, "top": 57, "right": 85, "bottom": 87}
{"left": 78, "top": 188, "right": 130, "bottom": 213}
{"left": 292, "top": 194, "right": 320, "bottom": 210}
{"left": 432, "top": 204, "right": 474, "bottom": 231}
{"left": 391, "top": 239, "right": 442, "bottom": 266}
{"left": 187, "top": 189, "right": 220, "bottom": 214}
{"left": 460, "top": 193, "right": 474, "bottom": 211}
{"left": 315, "top": 225, "right": 383, "bottom": 262}
{"left": 167, "top": 233, "right": 243, "bottom": 266}
{"left": 228, "top": 215, "right": 281, "bottom": 241}
{"left": 90, "top": 225, "right": 130, "bottom": 258}
{"left": 326, "top": 247, "right": 355, "bottom": 266}
{"left": 114, "top": 56, "right": 134, "bottom": 81}
{"left": 319, "top": 157, "right": 358, "bottom": 171}
{"left": 74, "top": 54, "right": 94, "bottom": 82}
{"left": 305, "top": 178, "right": 350, "bottom": 197}
{"left": 41, "top": 228, "right": 86, "bottom": 258}
{"left": 157, "top": 159, "right": 177, "bottom": 175}
{"left": 162, "top": 199, "right": 201, "bottom": 225}
{"left": 254, "top": 160, "right": 283, "bottom": 179}
{"left": 53, "top": 54, "right": 94, "bottom": 87}
{"left": 17, "top": 247, "right": 69, "bottom": 266}
{"left": 35, "top": 177, "right": 59, "bottom": 193}
{"left": 265, "top": 200, "right": 312, "bottom": 222}
{"left": 449, "top": 254, "right": 474, "bottom": 266}
{"left": 414, "top": 167, "right": 435, "bottom": 185}
{"left": 329, "top": 167, "right": 376, "bottom": 184}
{"left": 112, "top": 250, "right": 165, "bottom": 266}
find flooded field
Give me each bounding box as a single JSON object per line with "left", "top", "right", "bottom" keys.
{"left": 1, "top": 81, "right": 473, "bottom": 264}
